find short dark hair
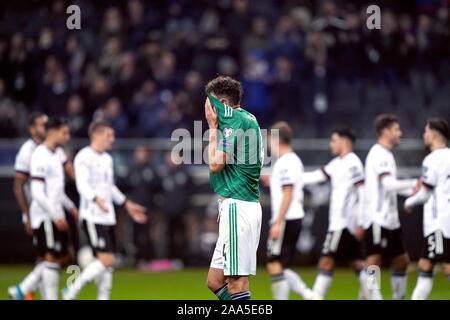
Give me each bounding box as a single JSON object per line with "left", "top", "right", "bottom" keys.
{"left": 427, "top": 117, "right": 449, "bottom": 140}
{"left": 28, "top": 111, "right": 47, "bottom": 127}
{"left": 45, "top": 117, "right": 68, "bottom": 131}
{"left": 333, "top": 128, "right": 356, "bottom": 143}
{"left": 374, "top": 114, "right": 399, "bottom": 136}
{"left": 88, "top": 120, "right": 113, "bottom": 137}
{"left": 271, "top": 121, "right": 293, "bottom": 145}
{"left": 205, "top": 76, "right": 243, "bottom": 107}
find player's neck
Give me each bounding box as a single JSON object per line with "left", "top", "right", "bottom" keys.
{"left": 90, "top": 143, "right": 105, "bottom": 154}
{"left": 31, "top": 136, "right": 43, "bottom": 145}
{"left": 278, "top": 145, "right": 292, "bottom": 157}
{"left": 377, "top": 138, "right": 393, "bottom": 150}
{"left": 44, "top": 140, "right": 57, "bottom": 152}
{"left": 338, "top": 149, "right": 352, "bottom": 158}
{"left": 430, "top": 140, "right": 446, "bottom": 152}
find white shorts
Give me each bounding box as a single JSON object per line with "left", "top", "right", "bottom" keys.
{"left": 210, "top": 198, "right": 262, "bottom": 276}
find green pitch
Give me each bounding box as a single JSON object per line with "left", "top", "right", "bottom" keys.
{"left": 0, "top": 265, "right": 448, "bottom": 300}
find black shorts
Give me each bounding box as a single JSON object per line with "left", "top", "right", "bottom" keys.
{"left": 32, "top": 220, "right": 69, "bottom": 257}
{"left": 421, "top": 230, "right": 450, "bottom": 263}
{"left": 81, "top": 220, "right": 116, "bottom": 255}
{"left": 321, "top": 228, "right": 364, "bottom": 262}
{"left": 363, "top": 223, "right": 406, "bottom": 259}
{"left": 266, "top": 219, "right": 302, "bottom": 267}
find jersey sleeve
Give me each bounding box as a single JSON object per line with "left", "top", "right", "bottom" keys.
{"left": 373, "top": 150, "right": 394, "bottom": 177}
{"left": 14, "top": 146, "right": 31, "bottom": 174}
{"left": 421, "top": 156, "right": 437, "bottom": 189}
{"left": 74, "top": 151, "right": 96, "bottom": 201}
{"left": 322, "top": 159, "right": 335, "bottom": 180}
{"left": 207, "top": 93, "right": 242, "bottom": 154}
{"left": 349, "top": 161, "right": 365, "bottom": 186}
{"left": 277, "top": 159, "right": 297, "bottom": 187}
{"left": 30, "top": 149, "right": 47, "bottom": 181}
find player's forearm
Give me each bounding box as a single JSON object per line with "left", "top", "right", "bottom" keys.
{"left": 64, "top": 161, "right": 76, "bottom": 181}
{"left": 112, "top": 185, "right": 126, "bottom": 205}
{"left": 405, "top": 186, "right": 432, "bottom": 208}
{"left": 31, "top": 180, "right": 61, "bottom": 221}
{"left": 303, "top": 169, "right": 327, "bottom": 186}
{"left": 208, "top": 128, "right": 221, "bottom": 173}
{"left": 61, "top": 193, "right": 76, "bottom": 210}
{"left": 275, "top": 191, "right": 293, "bottom": 225}
{"left": 13, "top": 178, "right": 30, "bottom": 217}
{"left": 356, "top": 184, "right": 365, "bottom": 226}
{"left": 381, "top": 176, "right": 417, "bottom": 194}
{"left": 74, "top": 164, "right": 97, "bottom": 201}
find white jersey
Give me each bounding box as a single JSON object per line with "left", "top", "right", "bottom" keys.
{"left": 364, "top": 143, "right": 400, "bottom": 230}
{"left": 270, "top": 152, "right": 305, "bottom": 223}
{"left": 421, "top": 147, "right": 450, "bottom": 238}
{"left": 29, "top": 144, "right": 67, "bottom": 229}
{"left": 322, "top": 152, "right": 364, "bottom": 234}
{"left": 74, "top": 146, "right": 126, "bottom": 226}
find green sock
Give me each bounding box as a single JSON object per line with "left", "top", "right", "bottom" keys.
{"left": 214, "top": 283, "right": 231, "bottom": 300}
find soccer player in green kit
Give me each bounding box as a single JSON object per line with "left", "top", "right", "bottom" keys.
{"left": 204, "top": 76, "right": 263, "bottom": 300}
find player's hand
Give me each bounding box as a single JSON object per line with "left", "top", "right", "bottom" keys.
{"left": 355, "top": 226, "right": 364, "bottom": 242}
{"left": 54, "top": 218, "right": 68, "bottom": 231}
{"left": 69, "top": 206, "right": 79, "bottom": 223}
{"left": 269, "top": 222, "right": 282, "bottom": 240}
{"left": 25, "top": 219, "right": 33, "bottom": 236}
{"left": 125, "top": 200, "right": 147, "bottom": 224}
{"left": 403, "top": 203, "right": 413, "bottom": 214}
{"left": 95, "top": 197, "right": 109, "bottom": 213}
{"left": 205, "top": 97, "right": 218, "bottom": 129}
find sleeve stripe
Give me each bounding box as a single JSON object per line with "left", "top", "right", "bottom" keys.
{"left": 379, "top": 172, "right": 390, "bottom": 179}
{"left": 31, "top": 177, "right": 45, "bottom": 182}
{"left": 354, "top": 179, "right": 364, "bottom": 186}
{"left": 281, "top": 184, "right": 294, "bottom": 187}
{"left": 422, "top": 182, "right": 434, "bottom": 189}
{"left": 15, "top": 170, "right": 30, "bottom": 176}
{"left": 320, "top": 168, "right": 330, "bottom": 180}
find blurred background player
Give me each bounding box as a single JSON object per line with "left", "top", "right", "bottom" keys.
{"left": 362, "top": 114, "right": 419, "bottom": 300}
{"left": 404, "top": 118, "right": 450, "bottom": 300}
{"left": 10, "top": 112, "right": 47, "bottom": 300}
{"left": 266, "top": 121, "right": 317, "bottom": 300}
{"left": 9, "top": 113, "right": 77, "bottom": 300}
{"left": 63, "top": 120, "right": 147, "bottom": 300}
{"left": 302, "top": 128, "right": 367, "bottom": 299}
{"left": 205, "top": 76, "right": 263, "bottom": 301}
{"left": 10, "top": 117, "right": 78, "bottom": 300}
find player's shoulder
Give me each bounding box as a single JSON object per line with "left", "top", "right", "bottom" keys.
{"left": 31, "top": 144, "right": 49, "bottom": 161}
{"left": 424, "top": 147, "right": 450, "bottom": 166}
{"left": 17, "top": 139, "right": 37, "bottom": 156}
{"left": 74, "top": 146, "right": 93, "bottom": 162}
{"left": 346, "top": 152, "right": 363, "bottom": 166}
{"left": 367, "top": 143, "right": 391, "bottom": 160}
{"left": 278, "top": 152, "right": 302, "bottom": 168}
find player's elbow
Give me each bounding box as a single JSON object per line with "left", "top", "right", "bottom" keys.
{"left": 209, "top": 162, "right": 225, "bottom": 174}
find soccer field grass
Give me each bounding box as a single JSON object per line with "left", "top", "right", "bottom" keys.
{"left": 0, "top": 265, "right": 448, "bottom": 300}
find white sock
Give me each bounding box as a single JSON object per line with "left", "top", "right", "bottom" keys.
{"left": 391, "top": 270, "right": 407, "bottom": 300}
{"left": 360, "top": 267, "right": 382, "bottom": 300}
{"left": 357, "top": 270, "right": 368, "bottom": 300}
{"left": 96, "top": 267, "right": 113, "bottom": 300}
{"left": 271, "top": 273, "right": 290, "bottom": 300}
{"left": 312, "top": 270, "right": 333, "bottom": 298}
{"left": 42, "top": 261, "right": 60, "bottom": 300}
{"left": 284, "top": 268, "right": 310, "bottom": 298}
{"left": 19, "top": 261, "right": 45, "bottom": 294}
{"left": 411, "top": 270, "right": 433, "bottom": 300}
{"left": 66, "top": 259, "right": 106, "bottom": 299}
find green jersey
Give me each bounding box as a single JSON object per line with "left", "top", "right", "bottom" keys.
{"left": 207, "top": 93, "right": 263, "bottom": 202}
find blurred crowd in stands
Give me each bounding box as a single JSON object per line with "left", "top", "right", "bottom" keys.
{"left": 0, "top": 0, "right": 449, "bottom": 139}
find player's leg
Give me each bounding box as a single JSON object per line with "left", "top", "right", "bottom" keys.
{"left": 206, "top": 199, "right": 231, "bottom": 300}
{"left": 360, "top": 223, "right": 383, "bottom": 300}
{"left": 227, "top": 275, "right": 250, "bottom": 300}
{"left": 266, "top": 220, "right": 289, "bottom": 300}
{"left": 312, "top": 256, "right": 335, "bottom": 299}
{"left": 411, "top": 258, "right": 434, "bottom": 300}
{"left": 389, "top": 227, "right": 409, "bottom": 300}
{"left": 63, "top": 221, "right": 114, "bottom": 300}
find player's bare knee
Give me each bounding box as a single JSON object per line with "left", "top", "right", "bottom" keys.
{"left": 97, "top": 253, "right": 114, "bottom": 268}
{"left": 393, "top": 253, "right": 410, "bottom": 271}
{"left": 417, "top": 259, "right": 433, "bottom": 272}
{"left": 45, "top": 252, "right": 59, "bottom": 263}
{"left": 318, "top": 257, "right": 334, "bottom": 271}
{"left": 267, "top": 261, "right": 283, "bottom": 275}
